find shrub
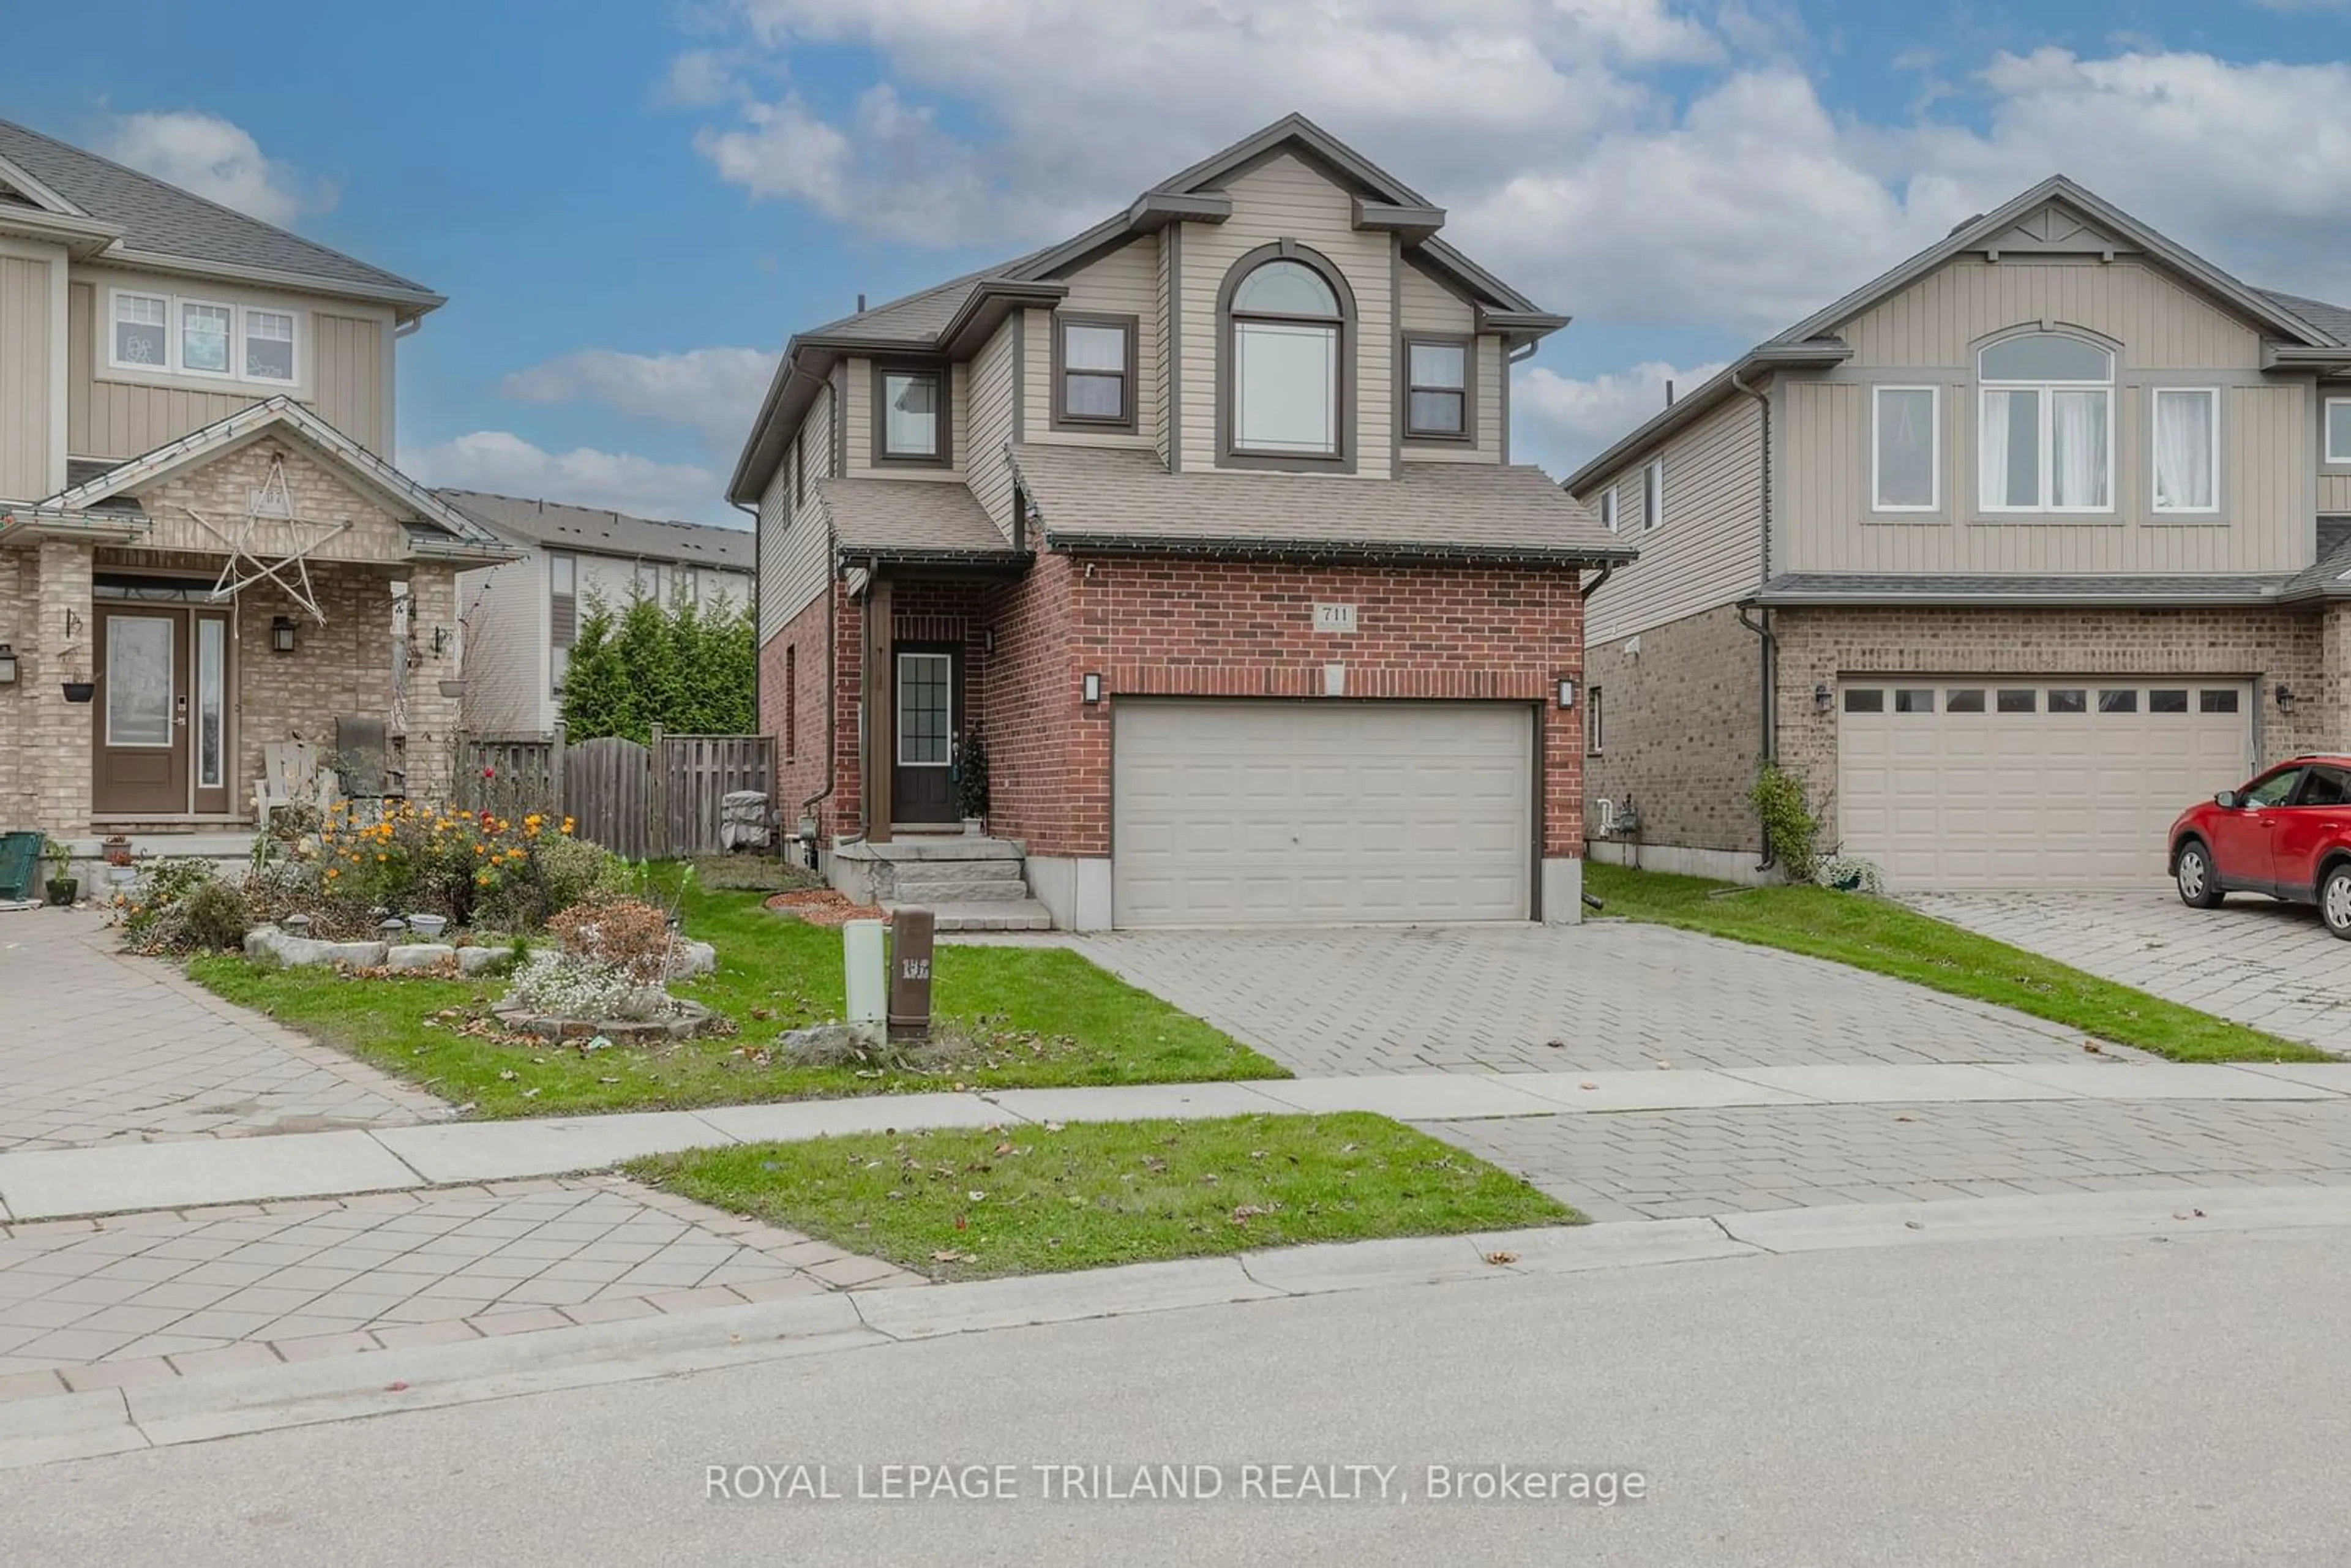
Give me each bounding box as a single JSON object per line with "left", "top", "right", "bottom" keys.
{"left": 1749, "top": 763, "right": 1821, "bottom": 883}
{"left": 176, "top": 880, "right": 253, "bottom": 951}
{"left": 1815, "top": 854, "right": 1886, "bottom": 895}
{"left": 299, "top": 798, "right": 619, "bottom": 931}
{"left": 545, "top": 898, "right": 676, "bottom": 986}
{"left": 505, "top": 950, "right": 674, "bottom": 1021}
{"left": 116, "top": 860, "right": 244, "bottom": 955}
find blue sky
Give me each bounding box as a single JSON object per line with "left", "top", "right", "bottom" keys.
{"left": 13, "top": 0, "right": 2350, "bottom": 523}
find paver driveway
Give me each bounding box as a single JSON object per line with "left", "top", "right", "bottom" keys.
{"left": 1067, "top": 923, "right": 2101, "bottom": 1077}
{"left": 1912, "top": 892, "right": 2351, "bottom": 1058}
{"left": 0, "top": 912, "right": 443, "bottom": 1152}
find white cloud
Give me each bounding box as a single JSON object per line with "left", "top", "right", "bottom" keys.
{"left": 97, "top": 111, "right": 317, "bottom": 227}
{"left": 405, "top": 432, "right": 727, "bottom": 525}
{"left": 1512, "top": 359, "right": 1729, "bottom": 476}
{"left": 501, "top": 347, "right": 781, "bottom": 452}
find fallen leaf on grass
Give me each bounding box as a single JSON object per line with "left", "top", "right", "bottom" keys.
{"left": 1043, "top": 1121, "right": 1065, "bottom": 1133}
{"left": 2173, "top": 1209, "right": 2207, "bottom": 1221}
{"left": 1894, "top": 1114, "right": 1916, "bottom": 1123}
{"left": 1903, "top": 1221, "right": 1924, "bottom": 1230}
{"left": 967, "top": 1190, "right": 987, "bottom": 1202}
{"left": 1580, "top": 1082, "right": 1599, "bottom": 1091}
{"left": 2082, "top": 1041, "right": 2103, "bottom": 1054}
{"left": 930, "top": 1250, "right": 971, "bottom": 1264}
{"left": 1483, "top": 1251, "right": 1518, "bottom": 1266}
{"left": 497, "top": 1069, "right": 518, "bottom": 1082}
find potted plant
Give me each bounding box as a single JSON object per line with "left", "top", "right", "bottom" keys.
{"left": 954, "top": 726, "right": 990, "bottom": 835}
{"left": 102, "top": 834, "right": 133, "bottom": 867}
{"left": 40, "top": 839, "right": 76, "bottom": 906}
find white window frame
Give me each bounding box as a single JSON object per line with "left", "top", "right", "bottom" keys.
{"left": 1641, "top": 460, "right": 1663, "bottom": 532}
{"left": 2325, "top": 397, "right": 2351, "bottom": 466}
{"left": 1870, "top": 384, "right": 1941, "bottom": 513}
{"left": 1600, "top": 486, "right": 1618, "bottom": 533}
{"left": 1976, "top": 334, "right": 2115, "bottom": 515}
{"left": 241, "top": 307, "right": 299, "bottom": 386}
{"left": 2150, "top": 386, "right": 2222, "bottom": 517}
{"left": 104, "top": 286, "right": 305, "bottom": 389}
{"left": 1586, "top": 685, "right": 1604, "bottom": 754}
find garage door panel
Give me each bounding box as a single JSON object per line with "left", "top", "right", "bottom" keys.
{"left": 1839, "top": 679, "right": 2251, "bottom": 892}
{"left": 1113, "top": 700, "right": 1533, "bottom": 926}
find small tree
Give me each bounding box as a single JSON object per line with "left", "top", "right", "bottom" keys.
{"left": 558, "top": 589, "right": 756, "bottom": 743}
{"left": 1749, "top": 762, "right": 1821, "bottom": 883}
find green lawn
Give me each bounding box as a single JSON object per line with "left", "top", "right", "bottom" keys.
{"left": 628, "top": 1112, "right": 1577, "bottom": 1281}
{"left": 1584, "top": 863, "right": 2330, "bottom": 1064}
{"left": 189, "top": 873, "right": 1284, "bottom": 1118}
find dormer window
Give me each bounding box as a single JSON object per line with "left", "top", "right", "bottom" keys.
{"left": 1978, "top": 331, "right": 2113, "bottom": 512}
{"left": 875, "top": 364, "right": 951, "bottom": 465}
{"left": 1053, "top": 314, "right": 1137, "bottom": 431}
{"left": 1403, "top": 337, "right": 1471, "bottom": 440}
{"left": 1221, "top": 246, "right": 1352, "bottom": 465}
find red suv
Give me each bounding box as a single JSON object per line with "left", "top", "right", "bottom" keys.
{"left": 2170, "top": 756, "right": 2351, "bottom": 937}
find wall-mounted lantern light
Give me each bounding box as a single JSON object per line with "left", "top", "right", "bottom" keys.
{"left": 1813, "top": 682, "right": 1834, "bottom": 714}
{"left": 1556, "top": 678, "right": 1577, "bottom": 709}
{"left": 2276, "top": 682, "right": 2298, "bottom": 715}
{"left": 271, "top": 615, "right": 298, "bottom": 655}
{"left": 0, "top": 643, "right": 16, "bottom": 685}
{"left": 1081, "top": 673, "right": 1103, "bottom": 704}
{"left": 430, "top": 626, "right": 451, "bottom": 656}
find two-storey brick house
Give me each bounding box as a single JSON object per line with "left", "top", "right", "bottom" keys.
{"left": 0, "top": 118, "right": 513, "bottom": 859}
{"left": 734, "top": 115, "right": 1627, "bottom": 929}
{"left": 1570, "top": 176, "right": 2351, "bottom": 893}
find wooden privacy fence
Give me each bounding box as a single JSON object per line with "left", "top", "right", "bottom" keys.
{"left": 451, "top": 726, "right": 774, "bottom": 860}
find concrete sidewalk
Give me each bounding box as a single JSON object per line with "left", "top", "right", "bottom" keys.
{"left": 2, "top": 1060, "right": 2345, "bottom": 1222}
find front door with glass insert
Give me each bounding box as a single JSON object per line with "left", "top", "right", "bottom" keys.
{"left": 92, "top": 607, "right": 189, "bottom": 815}
{"left": 890, "top": 647, "right": 959, "bottom": 824}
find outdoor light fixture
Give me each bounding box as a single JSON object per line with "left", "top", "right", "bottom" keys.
{"left": 1556, "top": 678, "right": 1577, "bottom": 709}
{"left": 979, "top": 628, "right": 996, "bottom": 654}
{"left": 430, "top": 626, "right": 451, "bottom": 656}
{"left": 2276, "top": 682, "right": 2298, "bottom": 715}
{"left": 0, "top": 643, "right": 15, "bottom": 685}
{"left": 1081, "top": 672, "right": 1103, "bottom": 704}
{"left": 1813, "top": 682, "right": 1834, "bottom": 713}
{"left": 271, "top": 615, "right": 297, "bottom": 654}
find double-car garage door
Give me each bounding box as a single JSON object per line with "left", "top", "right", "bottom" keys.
{"left": 1112, "top": 700, "right": 1534, "bottom": 926}
{"left": 1838, "top": 678, "right": 2253, "bottom": 890}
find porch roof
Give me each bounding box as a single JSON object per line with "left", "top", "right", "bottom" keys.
{"left": 816, "top": 476, "right": 1027, "bottom": 569}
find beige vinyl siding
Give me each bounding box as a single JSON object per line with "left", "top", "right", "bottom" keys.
{"left": 2322, "top": 381, "right": 2351, "bottom": 513}
{"left": 1583, "top": 395, "right": 1763, "bottom": 644}
{"left": 1155, "top": 234, "right": 1174, "bottom": 463}
{"left": 1840, "top": 258, "right": 2262, "bottom": 370}
{"left": 2323, "top": 473, "right": 2351, "bottom": 514}
{"left": 1397, "top": 256, "right": 1499, "bottom": 463}
{"left": 456, "top": 546, "right": 550, "bottom": 733}
{"left": 1175, "top": 151, "right": 1394, "bottom": 477}
{"left": 312, "top": 311, "right": 391, "bottom": 452}
{"left": 844, "top": 356, "right": 966, "bottom": 481}
{"left": 0, "top": 254, "right": 51, "bottom": 501}
{"left": 967, "top": 315, "right": 1019, "bottom": 536}
{"left": 1027, "top": 236, "right": 1161, "bottom": 450}
{"left": 758, "top": 382, "right": 835, "bottom": 643}
{"left": 1781, "top": 378, "right": 2306, "bottom": 574}
{"left": 70, "top": 280, "right": 246, "bottom": 458}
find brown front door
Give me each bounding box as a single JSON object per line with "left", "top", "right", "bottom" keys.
{"left": 92, "top": 607, "right": 189, "bottom": 815}
{"left": 890, "top": 645, "right": 959, "bottom": 824}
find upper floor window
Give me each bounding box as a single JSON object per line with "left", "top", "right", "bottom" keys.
{"left": 549, "top": 552, "right": 577, "bottom": 695}
{"left": 1872, "top": 386, "right": 1940, "bottom": 511}
{"left": 1600, "top": 486, "right": 1619, "bottom": 533}
{"left": 2151, "top": 387, "right": 2219, "bottom": 514}
{"left": 634, "top": 561, "right": 663, "bottom": 601}
{"left": 1403, "top": 337, "right": 1470, "bottom": 440}
{"left": 875, "top": 365, "right": 950, "bottom": 465}
{"left": 1978, "top": 331, "right": 2112, "bottom": 512}
{"left": 2326, "top": 397, "right": 2351, "bottom": 465}
{"left": 1641, "top": 460, "right": 1663, "bottom": 531}
{"left": 108, "top": 288, "right": 301, "bottom": 387}
{"left": 1053, "top": 314, "right": 1136, "bottom": 431}
{"left": 1223, "top": 249, "right": 1349, "bottom": 462}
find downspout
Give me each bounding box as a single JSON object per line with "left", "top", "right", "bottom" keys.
{"left": 732, "top": 497, "right": 762, "bottom": 784}
{"left": 1730, "top": 370, "right": 1777, "bottom": 872}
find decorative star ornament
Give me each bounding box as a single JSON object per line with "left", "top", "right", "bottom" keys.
{"left": 184, "top": 454, "right": 351, "bottom": 622}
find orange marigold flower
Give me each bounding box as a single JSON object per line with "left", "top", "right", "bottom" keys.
{"left": 377, "top": 853, "right": 389, "bottom": 862}
{"left": 325, "top": 868, "right": 340, "bottom": 879}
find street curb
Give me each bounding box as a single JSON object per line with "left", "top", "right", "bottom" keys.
{"left": 9, "top": 1185, "right": 2351, "bottom": 1469}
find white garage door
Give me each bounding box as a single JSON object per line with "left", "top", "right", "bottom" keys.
{"left": 1838, "top": 679, "right": 2253, "bottom": 891}
{"left": 1112, "top": 700, "right": 1534, "bottom": 926}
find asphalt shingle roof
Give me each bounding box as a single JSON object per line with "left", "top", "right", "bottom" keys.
{"left": 438, "top": 490, "right": 753, "bottom": 570}
{"left": 817, "top": 477, "right": 1018, "bottom": 560}
{"left": 0, "top": 118, "right": 435, "bottom": 301}
{"left": 2257, "top": 289, "right": 2351, "bottom": 347}
{"left": 1008, "top": 445, "right": 1627, "bottom": 563}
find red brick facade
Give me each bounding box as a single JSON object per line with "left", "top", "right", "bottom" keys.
{"left": 760, "top": 552, "right": 1589, "bottom": 863}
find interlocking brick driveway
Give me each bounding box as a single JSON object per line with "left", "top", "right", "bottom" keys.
{"left": 1431, "top": 1100, "right": 2351, "bottom": 1221}
{"left": 1068, "top": 924, "right": 2093, "bottom": 1076}
{"left": 1912, "top": 892, "right": 2351, "bottom": 1057}
{"left": 0, "top": 912, "right": 442, "bottom": 1152}
{"left": 0, "top": 1175, "right": 921, "bottom": 1394}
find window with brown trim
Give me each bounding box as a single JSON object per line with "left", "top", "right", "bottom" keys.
{"left": 874, "top": 364, "right": 951, "bottom": 466}
{"left": 1402, "top": 335, "right": 1471, "bottom": 440}
{"left": 1052, "top": 313, "right": 1137, "bottom": 432}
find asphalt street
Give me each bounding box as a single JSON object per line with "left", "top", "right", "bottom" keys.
{"left": 7, "top": 1224, "right": 2350, "bottom": 1566}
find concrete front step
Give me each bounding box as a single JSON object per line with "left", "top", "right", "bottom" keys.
{"left": 887, "top": 863, "right": 1027, "bottom": 889}
{"left": 892, "top": 898, "right": 1054, "bottom": 932}
{"left": 836, "top": 836, "right": 1024, "bottom": 863}
{"left": 882, "top": 879, "right": 1035, "bottom": 903}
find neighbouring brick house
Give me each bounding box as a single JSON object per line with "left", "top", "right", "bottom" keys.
{"left": 1569, "top": 176, "right": 2351, "bottom": 893}
{"left": 0, "top": 119, "right": 513, "bottom": 863}
{"left": 734, "top": 114, "right": 1629, "bottom": 930}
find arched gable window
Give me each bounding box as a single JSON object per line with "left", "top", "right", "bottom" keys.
{"left": 1220, "top": 246, "right": 1352, "bottom": 463}
{"left": 1978, "top": 331, "right": 2113, "bottom": 511}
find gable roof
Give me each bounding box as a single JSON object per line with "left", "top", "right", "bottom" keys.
{"left": 729, "top": 113, "right": 1564, "bottom": 503}
{"left": 9, "top": 396, "right": 509, "bottom": 558}
{"left": 0, "top": 118, "right": 442, "bottom": 317}
{"left": 1564, "top": 174, "right": 2351, "bottom": 493}
{"left": 817, "top": 477, "right": 1024, "bottom": 567}
{"left": 438, "top": 490, "right": 754, "bottom": 571}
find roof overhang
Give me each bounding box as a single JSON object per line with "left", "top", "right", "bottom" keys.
{"left": 0, "top": 504, "right": 149, "bottom": 547}
{"left": 1352, "top": 198, "right": 1445, "bottom": 244}
{"left": 0, "top": 204, "right": 123, "bottom": 257}
{"left": 1041, "top": 528, "right": 1636, "bottom": 569}
{"left": 2263, "top": 345, "right": 2351, "bottom": 375}
{"left": 936, "top": 279, "right": 1069, "bottom": 358}
{"left": 839, "top": 546, "right": 1033, "bottom": 576}
{"left": 1564, "top": 342, "right": 1853, "bottom": 494}
{"left": 1752, "top": 578, "right": 2289, "bottom": 610}
{"left": 1128, "top": 191, "right": 1231, "bottom": 232}
{"left": 102, "top": 247, "right": 446, "bottom": 321}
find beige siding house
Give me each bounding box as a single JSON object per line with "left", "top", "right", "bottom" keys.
{"left": 0, "top": 117, "right": 514, "bottom": 872}
{"left": 440, "top": 492, "right": 752, "bottom": 735}
{"left": 1570, "top": 176, "right": 2351, "bottom": 893}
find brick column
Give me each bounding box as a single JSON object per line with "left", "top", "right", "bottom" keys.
{"left": 33, "top": 541, "right": 94, "bottom": 836}
{"left": 403, "top": 567, "right": 461, "bottom": 801}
